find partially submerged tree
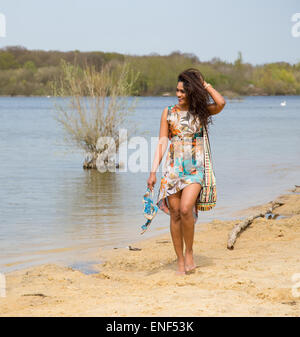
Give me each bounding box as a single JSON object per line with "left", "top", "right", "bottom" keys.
{"left": 51, "top": 59, "right": 139, "bottom": 170}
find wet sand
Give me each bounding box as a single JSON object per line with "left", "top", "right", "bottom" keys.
{"left": 1, "top": 188, "right": 300, "bottom": 317}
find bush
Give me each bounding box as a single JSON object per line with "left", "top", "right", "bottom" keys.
{"left": 51, "top": 60, "right": 140, "bottom": 170}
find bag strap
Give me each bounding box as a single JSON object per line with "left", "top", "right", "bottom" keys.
{"left": 203, "top": 125, "right": 216, "bottom": 186}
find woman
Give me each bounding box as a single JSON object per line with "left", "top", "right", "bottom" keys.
{"left": 147, "top": 68, "right": 226, "bottom": 275}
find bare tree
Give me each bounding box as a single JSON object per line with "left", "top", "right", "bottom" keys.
{"left": 51, "top": 59, "right": 139, "bottom": 170}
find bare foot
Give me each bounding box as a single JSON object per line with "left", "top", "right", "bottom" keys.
{"left": 185, "top": 266, "right": 197, "bottom": 274}
{"left": 185, "top": 250, "right": 196, "bottom": 272}
{"left": 176, "top": 259, "right": 186, "bottom": 275}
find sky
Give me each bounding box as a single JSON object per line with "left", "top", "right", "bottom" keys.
{"left": 0, "top": 0, "right": 299, "bottom": 65}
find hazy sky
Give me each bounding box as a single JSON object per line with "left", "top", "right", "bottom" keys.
{"left": 0, "top": 0, "right": 299, "bottom": 65}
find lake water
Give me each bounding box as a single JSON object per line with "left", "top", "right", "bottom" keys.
{"left": 0, "top": 96, "right": 300, "bottom": 273}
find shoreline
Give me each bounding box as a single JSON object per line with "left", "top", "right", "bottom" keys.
{"left": 0, "top": 94, "right": 299, "bottom": 98}
{"left": 0, "top": 190, "right": 284, "bottom": 276}
{"left": 0, "top": 186, "right": 300, "bottom": 316}
{"left": 1, "top": 184, "right": 294, "bottom": 276}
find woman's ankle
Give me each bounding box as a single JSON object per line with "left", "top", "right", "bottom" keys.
{"left": 185, "top": 248, "right": 193, "bottom": 255}
{"left": 177, "top": 257, "right": 185, "bottom": 265}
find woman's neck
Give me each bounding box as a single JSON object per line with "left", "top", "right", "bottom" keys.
{"left": 176, "top": 103, "right": 189, "bottom": 111}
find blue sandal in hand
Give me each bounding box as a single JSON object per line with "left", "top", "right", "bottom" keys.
{"left": 141, "top": 188, "right": 158, "bottom": 234}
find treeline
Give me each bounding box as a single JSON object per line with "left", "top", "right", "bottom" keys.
{"left": 0, "top": 46, "right": 300, "bottom": 97}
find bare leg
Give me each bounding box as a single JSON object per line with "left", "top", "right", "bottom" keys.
{"left": 180, "top": 183, "right": 202, "bottom": 272}
{"left": 168, "top": 190, "right": 185, "bottom": 274}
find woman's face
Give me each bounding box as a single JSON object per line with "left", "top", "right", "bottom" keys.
{"left": 176, "top": 81, "right": 188, "bottom": 108}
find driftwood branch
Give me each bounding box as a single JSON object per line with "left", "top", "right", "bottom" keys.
{"left": 227, "top": 200, "right": 285, "bottom": 250}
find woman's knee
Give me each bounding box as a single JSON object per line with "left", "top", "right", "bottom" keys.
{"left": 180, "top": 204, "right": 193, "bottom": 218}
{"left": 169, "top": 207, "right": 181, "bottom": 222}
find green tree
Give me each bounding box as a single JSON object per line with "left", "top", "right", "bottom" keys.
{"left": 23, "top": 60, "right": 37, "bottom": 72}
{"left": 0, "top": 52, "right": 20, "bottom": 69}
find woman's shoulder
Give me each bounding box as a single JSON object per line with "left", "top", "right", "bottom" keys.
{"left": 163, "top": 104, "right": 176, "bottom": 117}
{"left": 163, "top": 105, "right": 177, "bottom": 122}
{"left": 165, "top": 104, "right": 177, "bottom": 112}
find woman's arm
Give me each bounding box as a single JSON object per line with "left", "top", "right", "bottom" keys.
{"left": 147, "top": 107, "right": 169, "bottom": 190}
{"left": 203, "top": 81, "right": 226, "bottom": 115}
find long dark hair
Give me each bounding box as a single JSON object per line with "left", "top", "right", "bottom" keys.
{"left": 177, "top": 68, "right": 212, "bottom": 132}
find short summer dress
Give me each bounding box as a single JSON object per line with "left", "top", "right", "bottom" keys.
{"left": 156, "top": 104, "right": 216, "bottom": 223}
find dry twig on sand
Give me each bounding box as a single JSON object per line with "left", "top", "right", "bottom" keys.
{"left": 227, "top": 183, "right": 300, "bottom": 249}
{"left": 227, "top": 200, "right": 284, "bottom": 250}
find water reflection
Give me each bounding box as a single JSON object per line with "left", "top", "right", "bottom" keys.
{"left": 55, "top": 166, "right": 149, "bottom": 247}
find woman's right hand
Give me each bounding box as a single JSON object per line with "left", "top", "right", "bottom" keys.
{"left": 147, "top": 173, "right": 156, "bottom": 191}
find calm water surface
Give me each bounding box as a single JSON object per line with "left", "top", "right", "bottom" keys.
{"left": 0, "top": 96, "right": 299, "bottom": 273}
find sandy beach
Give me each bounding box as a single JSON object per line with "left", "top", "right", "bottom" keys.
{"left": 1, "top": 187, "right": 300, "bottom": 317}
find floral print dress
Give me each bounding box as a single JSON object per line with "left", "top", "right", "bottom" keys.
{"left": 157, "top": 104, "right": 205, "bottom": 223}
